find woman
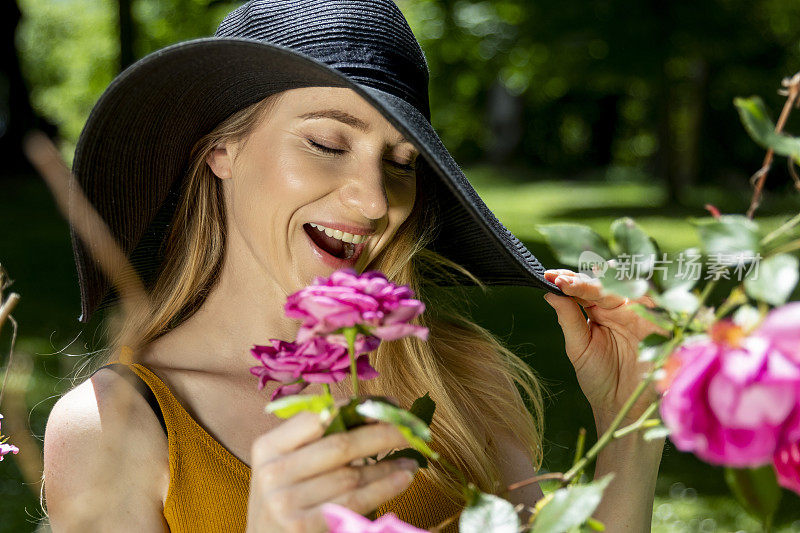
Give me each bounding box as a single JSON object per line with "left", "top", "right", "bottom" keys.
{"left": 41, "top": 1, "right": 665, "bottom": 532}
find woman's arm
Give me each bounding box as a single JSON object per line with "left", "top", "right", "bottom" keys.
{"left": 495, "top": 418, "right": 663, "bottom": 531}
{"left": 589, "top": 410, "right": 664, "bottom": 532}
{"left": 495, "top": 429, "right": 544, "bottom": 524}
{"left": 43, "top": 370, "right": 170, "bottom": 532}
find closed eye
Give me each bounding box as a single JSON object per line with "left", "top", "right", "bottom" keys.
{"left": 306, "top": 139, "right": 415, "bottom": 173}
{"left": 307, "top": 138, "right": 344, "bottom": 155}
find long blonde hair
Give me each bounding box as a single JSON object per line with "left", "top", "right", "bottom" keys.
{"left": 100, "top": 91, "right": 550, "bottom": 503}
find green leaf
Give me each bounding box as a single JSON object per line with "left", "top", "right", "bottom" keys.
{"left": 732, "top": 304, "right": 762, "bottom": 332}
{"left": 530, "top": 473, "right": 615, "bottom": 533}
{"left": 691, "top": 215, "right": 760, "bottom": 265}
{"left": 656, "top": 248, "right": 702, "bottom": 292}
{"left": 354, "top": 399, "right": 438, "bottom": 459}
{"left": 724, "top": 464, "right": 782, "bottom": 526}
{"left": 324, "top": 412, "right": 348, "bottom": 435}
{"left": 265, "top": 392, "right": 335, "bottom": 419}
{"left": 355, "top": 399, "right": 431, "bottom": 440}
{"left": 629, "top": 303, "right": 674, "bottom": 334}
{"left": 409, "top": 392, "right": 436, "bottom": 426}
{"left": 397, "top": 425, "right": 439, "bottom": 460}
{"left": 637, "top": 333, "right": 671, "bottom": 363}
{"left": 597, "top": 264, "right": 649, "bottom": 299}
{"left": 744, "top": 253, "right": 799, "bottom": 306}
{"left": 379, "top": 447, "right": 429, "bottom": 468}
{"left": 535, "top": 223, "right": 612, "bottom": 267}
{"left": 585, "top": 517, "right": 606, "bottom": 531}
{"left": 734, "top": 96, "right": 800, "bottom": 163}
{"left": 323, "top": 398, "right": 369, "bottom": 436}
{"left": 654, "top": 286, "right": 700, "bottom": 315}
{"left": 609, "top": 217, "right": 659, "bottom": 276}
{"left": 322, "top": 395, "right": 406, "bottom": 436}
{"left": 643, "top": 426, "right": 670, "bottom": 441}
{"left": 458, "top": 492, "right": 519, "bottom": 533}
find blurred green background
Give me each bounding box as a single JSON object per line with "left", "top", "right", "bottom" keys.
{"left": 2, "top": 0, "right": 800, "bottom": 531}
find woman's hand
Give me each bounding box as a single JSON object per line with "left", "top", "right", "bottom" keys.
{"left": 245, "top": 409, "right": 418, "bottom": 533}
{"left": 543, "top": 269, "right": 669, "bottom": 424}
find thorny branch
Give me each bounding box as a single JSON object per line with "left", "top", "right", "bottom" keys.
{"left": 746, "top": 71, "right": 800, "bottom": 219}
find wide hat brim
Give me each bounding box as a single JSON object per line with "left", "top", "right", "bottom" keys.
{"left": 70, "top": 36, "right": 565, "bottom": 323}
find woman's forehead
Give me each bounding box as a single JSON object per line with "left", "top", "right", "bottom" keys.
{"left": 276, "top": 87, "right": 411, "bottom": 145}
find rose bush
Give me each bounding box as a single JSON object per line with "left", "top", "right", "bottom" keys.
{"left": 658, "top": 308, "right": 800, "bottom": 468}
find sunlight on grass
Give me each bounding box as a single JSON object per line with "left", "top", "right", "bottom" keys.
{"left": 467, "top": 169, "right": 796, "bottom": 255}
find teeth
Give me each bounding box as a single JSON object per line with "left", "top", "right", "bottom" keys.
{"left": 309, "top": 223, "right": 369, "bottom": 244}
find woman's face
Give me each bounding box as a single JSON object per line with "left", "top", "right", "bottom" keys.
{"left": 206, "top": 87, "right": 419, "bottom": 294}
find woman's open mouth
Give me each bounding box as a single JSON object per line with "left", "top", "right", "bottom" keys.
{"left": 303, "top": 222, "right": 369, "bottom": 267}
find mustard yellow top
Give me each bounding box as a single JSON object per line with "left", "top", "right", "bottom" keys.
{"left": 112, "top": 361, "right": 462, "bottom": 532}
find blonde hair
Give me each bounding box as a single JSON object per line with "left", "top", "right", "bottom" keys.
{"left": 98, "top": 91, "right": 549, "bottom": 503}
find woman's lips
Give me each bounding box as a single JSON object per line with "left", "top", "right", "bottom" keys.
{"left": 303, "top": 223, "right": 368, "bottom": 268}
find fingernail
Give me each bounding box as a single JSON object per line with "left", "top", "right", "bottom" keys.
{"left": 396, "top": 458, "right": 419, "bottom": 470}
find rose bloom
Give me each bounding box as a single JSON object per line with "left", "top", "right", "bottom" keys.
{"left": 0, "top": 414, "right": 19, "bottom": 462}
{"left": 659, "top": 305, "right": 800, "bottom": 468}
{"left": 774, "top": 433, "right": 800, "bottom": 495}
{"left": 285, "top": 268, "right": 428, "bottom": 344}
{"left": 250, "top": 336, "right": 379, "bottom": 400}
{"left": 321, "top": 503, "right": 426, "bottom": 533}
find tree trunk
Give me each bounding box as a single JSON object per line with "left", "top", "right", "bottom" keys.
{"left": 0, "top": 0, "right": 58, "bottom": 177}
{"left": 119, "top": 0, "right": 135, "bottom": 72}
{"left": 486, "top": 79, "right": 524, "bottom": 165}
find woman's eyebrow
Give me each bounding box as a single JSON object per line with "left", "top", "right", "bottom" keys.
{"left": 297, "top": 109, "right": 411, "bottom": 145}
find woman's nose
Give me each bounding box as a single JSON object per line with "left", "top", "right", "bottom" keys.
{"left": 339, "top": 160, "right": 389, "bottom": 221}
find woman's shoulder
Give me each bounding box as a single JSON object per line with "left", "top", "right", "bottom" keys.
{"left": 43, "top": 365, "right": 170, "bottom": 529}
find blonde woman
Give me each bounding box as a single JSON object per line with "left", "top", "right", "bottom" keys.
{"left": 41, "top": 1, "right": 665, "bottom": 531}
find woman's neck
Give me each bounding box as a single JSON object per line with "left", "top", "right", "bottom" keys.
{"left": 140, "top": 256, "right": 298, "bottom": 379}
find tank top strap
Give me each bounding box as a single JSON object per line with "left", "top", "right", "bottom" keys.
{"left": 99, "top": 360, "right": 251, "bottom": 532}
{"left": 106, "top": 360, "right": 252, "bottom": 477}
{"left": 93, "top": 362, "right": 167, "bottom": 436}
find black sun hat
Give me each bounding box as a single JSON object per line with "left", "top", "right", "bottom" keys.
{"left": 70, "top": 0, "right": 564, "bottom": 323}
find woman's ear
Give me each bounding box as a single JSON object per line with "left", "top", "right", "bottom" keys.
{"left": 206, "top": 142, "right": 234, "bottom": 180}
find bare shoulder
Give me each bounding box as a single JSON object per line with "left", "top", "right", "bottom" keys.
{"left": 43, "top": 366, "right": 169, "bottom": 532}
{"left": 491, "top": 427, "right": 545, "bottom": 510}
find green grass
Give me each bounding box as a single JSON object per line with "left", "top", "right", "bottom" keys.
{"left": 467, "top": 163, "right": 800, "bottom": 254}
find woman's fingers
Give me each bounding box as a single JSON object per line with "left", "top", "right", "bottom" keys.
{"left": 256, "top": 422, "right": 409, "bottom": 487}
{"left": 268, "top": 458, "right": 418, "bottom": 512}
{"left": 552, "top": 271, "right": 628, "bottom": 309}
{"left": 251, "top": 410, "right": 330, "bottom": 468}
{"left": 544, "top": 293, "right": 592, "bottom": 358}
{"left": 299, "top": 467, "right": 417, "bottom": 532}
{"left": 545, "top": 269, "right": 669, "bottom": 338}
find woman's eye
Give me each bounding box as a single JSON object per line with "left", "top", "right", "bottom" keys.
{"left": 307, "top": 138, "right": 415, "bottom": 174}
{"left": 307, "top": 138, "right": 344, "bottom": 155}
{"left": 388, "top": 161, "right": 415, "bottom": 173}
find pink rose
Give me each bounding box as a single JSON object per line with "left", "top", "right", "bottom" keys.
{"left": 0, "top": 442, "right": 19, "bottom": 462}
{"left": 250, "top": 336, "right": 379, "bottom": 400}
{"left": 659, "top": 316, "right": 800, "bottom": 467}
{"left": 0, "top": 414, "right": 19, "bottom": 462}
{"left": 285, "top": 268, "right": 429, "bottom": 345}
{"left": 773, "top": 438, "right": 800, "bottom": 496}
{"left": 754, "top": 302, "right": 800, "bottom": 361}
{"left": 321, "top": 503, "right": 426, "bottom": 533}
